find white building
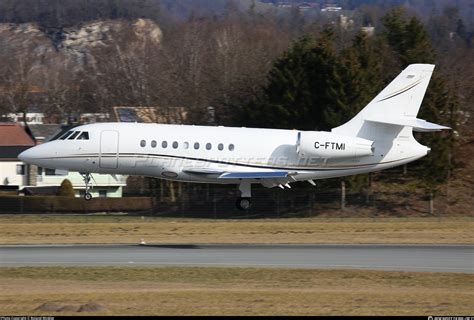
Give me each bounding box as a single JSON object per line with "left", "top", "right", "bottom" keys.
{"left": 34, "top": 169, "right": 127, "bottom": 198}
{"left": 361, "top": 25, "right": 375, "bottom": 37}
{"left": 6, "top": 112, "right": 45, "bottom": 124}
{"left": 321, "top": 4, "right": 342, "bottom": 12}
{"left": 0, "top": 123, "right": 36, "bottom": 190}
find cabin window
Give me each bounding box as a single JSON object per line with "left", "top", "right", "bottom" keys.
{"left": 45, "top": 168, "right": 56, "bottom": 176}
{"left": 229, "top": 144, "right": 235, "bottom": 151}
{"left": 218, "top": 143, "right": 224, "bottom": 151}
{"left": 77, "top": 132, "right": 89, "bottom": 140}
{"left": 173, "top": 141, "right": 178, "bottom": 149}
{"left": 60, "top": 131, "right": 74, "bottom": 140}
{"left": 140, "top": 140, "right": 146, "bottom": 147}
{"left": 194, "top": 142, "right": 200, "bottom": 150}
{"left": 183, "top": 142, "right": 189, "bottom": 149}
{"left": 68, "top": 131, "right": 81, "bottom": 140}
{"left": 206, "top": 143, "right": 212, "bottom": 150}
{"left": 162, "top": 141, "right": 168, "bottom": 148}
{"left": 151, "top": 140, "right": 157, "bottom": 148}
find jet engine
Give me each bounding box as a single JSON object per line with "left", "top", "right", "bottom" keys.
{"left": 296, "top": 131, "right": 374, "bottom": 159}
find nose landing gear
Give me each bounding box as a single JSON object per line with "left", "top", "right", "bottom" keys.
{"left": 84, "top": 192, "right": 93, "bottom": 201}
{"left": 80, "top": 173, "right": 93, "bottom": 201}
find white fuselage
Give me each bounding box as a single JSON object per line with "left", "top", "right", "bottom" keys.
{"left": 19, "top": 122, "right": 429, "bottom": 185}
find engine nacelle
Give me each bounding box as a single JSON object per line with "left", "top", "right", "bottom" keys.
{"left": 297, "top": 131, "right": 374, "bottom": 159}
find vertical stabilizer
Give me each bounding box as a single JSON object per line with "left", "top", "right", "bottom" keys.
{"left": 332, "top": 64, "right": 443, "bottom": 139}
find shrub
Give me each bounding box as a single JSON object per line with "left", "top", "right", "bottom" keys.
{"left": 56, "top": 179, "right": 76, "bottom": 197}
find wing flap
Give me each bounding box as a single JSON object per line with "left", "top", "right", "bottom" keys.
{"left": 183, "top": 168, "right": 225, "bottom": 175}
{"left": 219, "top": 171, "right": 292, "bottom": 179}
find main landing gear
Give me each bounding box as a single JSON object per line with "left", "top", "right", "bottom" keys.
{"left": 236, "top": 197, "right": 252, "bottom": 210}
{"left": 236, "top": 182, "right": 252, "bottom": 211}
{"left": 80, "top": 173, "right": 93, "bottom": 201}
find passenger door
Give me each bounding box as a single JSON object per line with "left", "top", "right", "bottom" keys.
{"left": 100, "top": 130, "right": 119, "bottom": 169}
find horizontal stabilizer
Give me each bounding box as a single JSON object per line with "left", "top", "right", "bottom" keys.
{"left": 365, "top": 117, "right": 451, "bottom": 132}
{"left": 219, "top": 171, "right": 292, "bottom": 179}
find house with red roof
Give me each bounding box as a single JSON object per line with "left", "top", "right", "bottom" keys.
{"left": 0, "top": 123, "right": 36, "bottom": 191}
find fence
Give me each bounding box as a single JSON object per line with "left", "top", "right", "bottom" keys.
{"left": 0, "top": 196, "right": 154, "bottom": 214}
{"left": 0, "top": 172, "right": 464, "bottom": 217}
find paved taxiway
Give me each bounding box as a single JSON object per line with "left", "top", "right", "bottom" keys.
{"left": 0, "top": 244, "right": 472, "bottom": 273}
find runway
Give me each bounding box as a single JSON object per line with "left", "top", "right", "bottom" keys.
{"left": 0, "top": 244, "right": 472, "bottom": 273}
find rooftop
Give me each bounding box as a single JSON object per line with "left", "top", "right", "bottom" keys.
{"left": 28, "top": 124, "right": 62, "bottom": 142}
{"left": 0, "top": 123, "right": 35, "bottom": 146}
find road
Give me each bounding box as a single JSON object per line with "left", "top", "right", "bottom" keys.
{"left": 1, "top": 244, "right": 472, "bottom": 273}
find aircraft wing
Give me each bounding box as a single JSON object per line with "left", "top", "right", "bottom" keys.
{"left": 184, "top": 168, "right": 297, "bottom": 188}
{"left": 184, "top": 168, "right": 294, "bottom": 179}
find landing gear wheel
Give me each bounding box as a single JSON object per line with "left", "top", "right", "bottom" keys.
{"left": 236, "top": 197, "right": 252, "bottom": 211}
{"left": 80, "top": 173, "right": 93, "bottom": 201}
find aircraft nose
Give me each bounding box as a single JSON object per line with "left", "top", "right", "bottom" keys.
{"left": 18, "top": 144, "right": 52, "bottom": 164}
{"left": 18, "top": 147, "right": 35, "bottom": 162}
{"left": 18, "top": 143, "right": 58, "bottom": 167}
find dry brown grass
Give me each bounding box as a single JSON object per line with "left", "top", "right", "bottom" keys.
{"left": 0, "top": 215, "right": 472, "bottom": 245}
{"left": 0, "top": 267, "right": 472, "bottom": 315}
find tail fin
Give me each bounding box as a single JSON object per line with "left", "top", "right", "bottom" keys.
{"left": 332, "top": 64, "right": 450, "bottom": 139}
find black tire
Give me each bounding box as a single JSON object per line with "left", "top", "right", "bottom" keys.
{"left": 236, "top": 197, "right": 252, "bottom": 210}
{"left": 84, "top": 192, "right": 93, "bottom": 201}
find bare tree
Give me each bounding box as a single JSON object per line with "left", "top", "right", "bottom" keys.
{"left": 0, "top": 55, "right": 37, "bottom": 125}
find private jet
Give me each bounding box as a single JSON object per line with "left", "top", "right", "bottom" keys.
{"left": 19, "top": 64, "right": 450, "bottom": 210}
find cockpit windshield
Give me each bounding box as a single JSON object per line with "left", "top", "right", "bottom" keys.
{"left": 77, "top": 132, "right": 89, "bottom": 140}
{"left": 68, "top": 131, "right": 81, "bottom": 140}
{"left": 60, "top": 131, "right": 74, "bottom": 140}
{"left": 58, "top": 130, "right": 90, "bottom": 141}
